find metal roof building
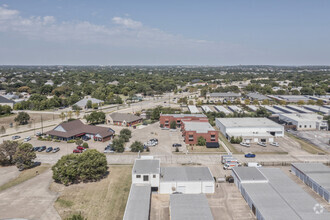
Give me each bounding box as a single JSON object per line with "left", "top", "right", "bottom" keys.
{"left": 170, "top": 194, "right": 214, "bottom": 220}
{"left": 132, "top": 159, "right": 160, "bottom": 175}
{"left": 246, "top": 93, "right": 271, "bottom": 101}
{"left": 227, "top": 105, "right": 244, "bottom": 113}
{"left": 247, "top": 105, "right": 259, "bottom": 112}
{"left": 286, "top": 105, "right": 313, "bottom": 113}
{"left": 201, "top": 105, "right": 213, "bottom": 113}
{"left": 303, "top": 105, "right": 330, "bottom": 115}
{"left": 182, "top": 121, "right": 215, "bottom": 133}
{"left": 273, "top": 105, "right": 298, "bottom": 113}
{"left": 123, "top": 184, "right": 151, "bottom": 220}
{"left": 291, "top": 163, "right": 330, "bottom": 202}
{"left": 214, "top": 105, "right": 231, "bottom": 114}
{"left": 232, "top": 167, "right": 330, "bottom": 220}
{"left": 261, "top": 105, "right": 284, "bottom": 114}
{"left": 188, "top": 105, "right": 200, "bottom": 114}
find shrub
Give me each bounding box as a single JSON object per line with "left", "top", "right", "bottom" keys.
{"left": 119, "top": 133, "right": 130, "bottom": 142}
{"left": 175, "top": 147, "right": 179, "bottom": 152}
{"left": 170, "top": 121, "right": 177, "bottom": 129}
{"left": 67, "top": 140, "right": 75, "bottom": 143}
{"left": 13, "top": 143, "right": 36, "bottom": 170}
{"left": 146, "top": 147, "right": 150, "bottom": 152}
{"left": 130, "top": 141, "right": 144, "bottom": 152}
{"left": 120, "top": 128, "right": 132, "bottom": 138}
{"left": 54, "top": 140, "right": 61, "bottom": 142}
{"left": 75, "top": 139, "right": 83, "bottom": 146}
{"left": 65, "top": 213, "right": 86, "bottom": 220}
{"left": 197, "top": 136, "right": 206, "bottom": 146}
{"left": 82, "top": 142, "right": 89, "bottom": 148}
{"left": 52, "top": 149, "right": 108, "bottom": 185}
{"left": 112, "top": 138, "right": 124, "bottom": 153}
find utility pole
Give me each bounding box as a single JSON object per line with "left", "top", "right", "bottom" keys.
{"left": 41, "top": 115, "right": 44, "bottom": 134}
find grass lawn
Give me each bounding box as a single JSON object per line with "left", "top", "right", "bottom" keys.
{"left": 53, "top": 165, "right": 132, "bottom": 220}
{"left": 218, "top": 132, "right": 240, "bottom": 154}
{"left": 0, "top": 164, "right": 51, "bottom": 192}
{"left": 186, "top": 145, "right": 226, "bottom": 153}
{"left": 286, "top": 132, "right": 327, "bottom": 155}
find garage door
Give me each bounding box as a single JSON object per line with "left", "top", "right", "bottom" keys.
{"left": 204, "top": 185, "right": 214, "bottom": 193}
{"left": 269, "top": 137, "right": 274, "bottom": 142}
{"left": 177, "top": 186, "right": 186, "bottom": 193}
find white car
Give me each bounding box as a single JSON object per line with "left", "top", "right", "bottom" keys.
{"left": 240, "top": 142, "right": 250, "bottom": 147}
{"left": 270, "top": 142, "right": 279, "bottom": 147}
{"left": 258, "top": 142, "right": 266, "bottom": 147}
{"left": 104, "top": 149, "right": 114, "bottom": 153}
{"left": 24, "top": 136, "right": 31, "bottom": 142}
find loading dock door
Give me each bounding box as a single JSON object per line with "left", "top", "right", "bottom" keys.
{"left": 177, "top": 185, "right": 186, "bottom": 193}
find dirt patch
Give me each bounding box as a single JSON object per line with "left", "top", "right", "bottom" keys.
{"left": 0, "top": 166, "right": 20, "bottom": 187}
{"left": 52, "top": 165, "right": 132, "bottom": 220}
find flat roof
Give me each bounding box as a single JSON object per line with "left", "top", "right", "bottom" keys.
{"left": 214, "top": 106, "right": 231, "bottom": 114}
{"left": 170, "top": 194, "right": 213, "bottom": 220}
{"left": 209, "top": 92, "right": 241, "bottom": 97}
{"left": 216, "top": 117, "right": 283, "bottom": 128}
{"left": 123, "top": 184, "right": 151, "bottom": 220}
{"left": 234, "top": 167, "right": 330, "bottom": 220}
{"left": 188, "top": 105, "right": 200, "bottom": 113}
{"left": 132, "top": 159, "right": 160, "bottom": 174}
{"left": 232, "top": 167, "right": 268, "bottom": 182}
{"left": 160, "top": 113, "right": 206, "bottom": 118}
{"left": 161, "top": 167, "right": 214, "bottom": 182}
{"left": 247, "top": 93, "right": 271, "bottom": 100}
{"left": 279, "top": 113, "right": 324, "bottom": 122}
{"left": 292, "top": 163, "right": 330, "bottom": 191}
{"left": 183, "top": 121, "right": 215, "bottom": 133}
{"left": 277, "top": 95, "right": 310, "bottom": 101}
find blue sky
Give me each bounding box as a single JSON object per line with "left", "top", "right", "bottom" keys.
{"left": 0, "top": 0, "right": 329, "bottom": 65}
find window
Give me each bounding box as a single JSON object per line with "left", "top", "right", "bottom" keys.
{"left": 143, "top": 175, "right": 149, "bottom": 181}
{"left": 136, "top": 175, "right": 141, "bottom": 178}
{"left": 153, "top": 175, "right": 156, "bottom": 178}
{"left": 189, "top": 135, "right": 194, "bottom": 141}
{"left": 299, "top": 125, "right": 302, "bottom": 128}
{"left": 211, "top": 135, "right": 216, "bottom": 141}
{"left": 165, "top": 120, "right": 169, "bottom": 125}
{"left": 177, "top": 120, "right": 180, "bottom": 124}
{"left": 304, "top": 125, "right": 307, "bottom": 128}
{"left": 310, "top": 125, "right": 312, "bottom": 128}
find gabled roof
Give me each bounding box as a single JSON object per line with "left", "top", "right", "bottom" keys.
{"left": 0, "top": 96, "right": 15, "bottom": 104}
{"left": 110, "top": 113, "right": 142, "bottom": 123}
{"left": 74, "top": 97, "right": 103, "bottom": 107}
{"left": 45, "top": 119, "right": 114, "bottom": 138}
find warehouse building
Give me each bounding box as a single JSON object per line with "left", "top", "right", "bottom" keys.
{"left": 216, "top": 117, "right": 284, "bottom": 143}
{"left": 303, "top": 105, "right": 330, "bottom": 115}
{"left": 123, "top": 184, "right": 151, "bottom": 220}
{"left": 188, "top": 105, "right": 200, "bottom": 113}
{"left": 159, "top": 167, "right": 214, "bottom": 194}
{"left": 159, "top": 113, "right": 207, "bottom": 128}
{"left": 170, "top": 194, "right": 214, "bottom": 220}
{"left": 201, "top": 105, "right": 213, "bottom": 113}
{"left": 214, "top": 105, "right": 231, "bottom": 114}
{"left": 132, "top": 158, "right": 160, "bottom": 191}
{"left": 273, "top": 105, "right": 297, "bottom": 113}
{"left": 181, "top": 121, "right": 218, "bottom": 146}
{"left": 286, "top": 105, "right": 313, "bottom": 113}
{"left": 246, "top": 93, "right": 271, "bottom": 101}
{"left": 261, "top": 105, "right": 284, "bottom": 115}
{"left": 279, "top": 113, "right": 328, "bottom": 130}
{"left": 291, "top": 163, "right": 330, "bottom": 202}
{"left": 228, "top": 105, "right": 244, "bottom": 113}
{"left": 232, "top": 167, "right": 330, "bottom": 220}
{"left": 207, "top": 92, "right": 241, "bottom": 103}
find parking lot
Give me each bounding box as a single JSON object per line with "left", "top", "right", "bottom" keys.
{"left": 289, "top": 130, "right": 330, "bottom": 153}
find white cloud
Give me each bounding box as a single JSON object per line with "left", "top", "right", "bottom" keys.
{"left": 112, "top": 16, "right": 142, "bottom": 29}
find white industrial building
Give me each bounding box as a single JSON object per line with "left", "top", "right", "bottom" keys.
{"left": 303, "top": 105, "right": 330, "bottom": 115}
{"left": 170, "top": 194, "right": 214, "bottom": 220}
{"left": 279, "top": 113, "right": 328, "bottom": 130}
{"left": 286, "top": 105, "right": 313, "bottom": 114}
{"left": 214, "top": 105, "right": 231, "bottom": 114}
{"left": 201, "top": 105, "right": 213, "bottom": 113}
{"left": 291, "top": 163, "right": 330, "bottom": 203}
{"left": 227, "top": 105, "right": 244, "bottom": 113}
{"left": 273, "top": 105, "right": 297, "bottom": 113}
{"left": 232, "top": 167, "right": 330, "bottom": 220}
{"left": 132, "top": 158, "right": 160, "bottom": 191}
{"left": 261, "top": 105, "right": 284, "bottom": 115}
{"left": 159, "top": 167, "right": 214, "bottom": 194}
{"left": 216, "top": 117, "right": 284, "bottom": 143}
{"left": 188, "top": 105, "right": 200, "bottom": 114}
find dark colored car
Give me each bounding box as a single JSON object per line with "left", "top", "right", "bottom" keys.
{"left": 73, "top": 149, "right": 83, "bottom": 153}
{"left": 82, "top": 136, "right": 91, "bottom": 141}
{"left": 245, "top": 153, "right": 256, "bottom": 158}
{"left": 33, "top": 147, "right": 40, "bottom": 151}
{"left": 46, "top": 147, "right": 53, "bottom": 153}
{"left": 12, "top": 135, "right": 21, "bottom": 140}
{"left": 38, "top": 146, "right": 46, "bottom": 152}
{"left": 172, "top": 143, "right": 182, "bottom": 147}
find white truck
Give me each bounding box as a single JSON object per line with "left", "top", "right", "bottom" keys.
{"left": 247, "top": 162, "right": 262, "bottom": 168}
{"left": 221, "top": 154, "right": 233, "bottom": 164}
{"left": 223, "top": 162, "right": 239, "bottom": 170}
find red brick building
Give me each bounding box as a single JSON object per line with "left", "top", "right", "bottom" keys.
{"left": 181, "top": 121, "right": 219, "bottom": 146}
{"left": 159, "top": 114, "right": 208, "bottom": 128}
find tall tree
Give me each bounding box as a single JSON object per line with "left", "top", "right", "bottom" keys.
{"left": 13, "top": 143, "right": 36, "bottom": 169}
{"left": 0, "top": 141, "right": 19, "bottom": 165}
{"left": 14, "top": 112, "right": 30, "bottom": 125}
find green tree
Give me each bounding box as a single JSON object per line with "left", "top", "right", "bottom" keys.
{"left": 256, "top": 107, "right": 271, "bottom": 117}
{"left": 119, "top": 133, "right": 130, "bottom": 142}
{"left": 170, "top": 121, "right": 177, "bottom": 129}
{"left": 261, "top": 99, "right": 269, "bottom": 105}
{"left": 82, "top": 142, "right": 89, "bottom": 148}
{"left": 0, "top": 140, "right": 19, "bottom": 165}
{"left": 316, "top": 99, "right": 324, "bottom": 106}
{"left": 252, "top": 100, "right": 259, "bottom": 105}
{"left": 75, "top": 110, "right": 80, "bottom": 118}
{"left": 112, "top": 138, "right": 125, "bottom": 153}
{"left": 130, "top": 141, "right": 144, "bottom": 152}
{"left": 13, "top": 143, "right": 36, "bottom": 170}
{"left": 85, "top": 111, "right": 106, "bottom": 124}
{"left": 75, "top": 139, "right": 83, "bottom": 146}
{"left": 86, "top": 100, "right": 92, "bottom": 109}
{"left": 67, "top": 111, "right": 73, "bottom": 119}
{"left": 14, "top": 112, "right": 30, "bottom": 125}
{"left": 197, "top": 136, "right": 206, "bottom": 146}
{"left": 59, "top": 112, "right": 66, "bottom": 121}
{"left": 52, "top": 149, "right": 107, "bottom": 185}
{"left": 244, "top": 99, "right": 250, "bottom": 105}
{"left": 297, "top": 100, "right": 305, "bottom": 105}
{"left": 120, "top": 128, "right": 132, "bottom": 138}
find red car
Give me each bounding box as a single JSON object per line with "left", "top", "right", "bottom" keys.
{"left": 73, "top": 149, "right": 83, "bottom": 153}
{"left": 76, "top": 146, "right": 84, "bottom": 150}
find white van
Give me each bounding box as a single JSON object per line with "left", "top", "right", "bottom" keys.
{"left": 221, "top": 154, "right": 233, "bottom": 164}
{"left": 247, "top": 162, "right": 262, "bottom": 168}
{"left": 223, "top": 162, "right": 239, "bottom": 170}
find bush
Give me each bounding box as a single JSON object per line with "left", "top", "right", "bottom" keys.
{"left": 120, "top": 128, "right": 132, "bottom": 138}
{"left": 197, "top": 136, "right": 206, "bottom": 146}
{"left": 67, "top": 140, "right": 75, "bottom": 143}
{"left": 65, "top": 213, "right": 86, "bottom": 220}
{"left": 175, "top": 147, "right": 179, "bottom": 152}
{"left": 230, "top": 136, "right": 243, "bottom": 144}
{"left": 54, "top": 140, "right": 61, "bottom": 142}
{"left": 119, "top": 133, "right": 130, "bottom": 142}
{"left": 75, "top": 139, "right": 83, "bottom": 146}
{"left": 82, "top": 142, "right": 89, "bottom": 148}
{"left": 112, "top": 138, "right": 124, "bottom": 153}
{"left": 52, "top": 149, "right": 108, "bottom": 185}
{"left": 130, "top": 141, "right": 144, "bottom": 152}
{"left": 170, "top": 121, "right": 177, "bottom": 129}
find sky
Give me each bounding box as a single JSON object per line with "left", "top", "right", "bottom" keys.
{"left": 0, "top": 0, "right": 330, "bottom": 65}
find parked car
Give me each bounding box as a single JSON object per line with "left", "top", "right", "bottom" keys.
{"left": 38, "top": 146, "right": 46, "bottom": 152}
{"left": 36, "top": 132, "right": 42, "bottom": 136}
{"left": 24, "top": 136, "right": 31, "bottom": 142}
{"left": 104, "top": 149, "right": 114, "bottom": 153}
{"left": 73, "top": 149, "right": 83, "bottom": 153}
{"left": 46, "top": 147, "right": 53, "bottom": 153}
{"left": 240, "top": 142, "right": 250, "bottom": 147}
{"left": 270, "top": 142, "right": 279, "bottom": 147}
{"left": 172, "top": 143, "right": 182, "bottom": 147}
{"left": 247, "top": 162, "right": 262, "bottom": 168}
{"left": 77, "top": 146, "right": 85, "bottom": 150}
{"left": 12, "top": 135, "right": 21, "bottom": 140}
{"left": 52, "top": 147, "right": 60, "bottom": 153}
{"left": 33, "top": 146, "right": 40, "bottom": 151}
{"left": 82, "top": 136, "right": 91, "bottom": 141}
{"left": 258, "top": 142, "right": 266, "bottom": 147}
{"left": 245, "top": 153, "right": 256, "bottom": 158}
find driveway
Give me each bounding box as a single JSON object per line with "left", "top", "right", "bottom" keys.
{"left": 0, "top": 169, "right": 60, "bottom": 220}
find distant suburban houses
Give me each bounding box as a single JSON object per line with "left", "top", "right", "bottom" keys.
{"left": 45, "top": 119, "right": 115, "bottom": 142}
{"left": 0, "top": 96, "right": 15, "bottom": 108}
{"left": 107, "top": 113, "right": 142, "bottom": 127}
{"left": 74, "top": 97, "right": 104, "bottom": 109}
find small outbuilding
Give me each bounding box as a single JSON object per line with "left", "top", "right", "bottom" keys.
{"left": 132, "top": 158, "right": 160, "bottom": 191}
